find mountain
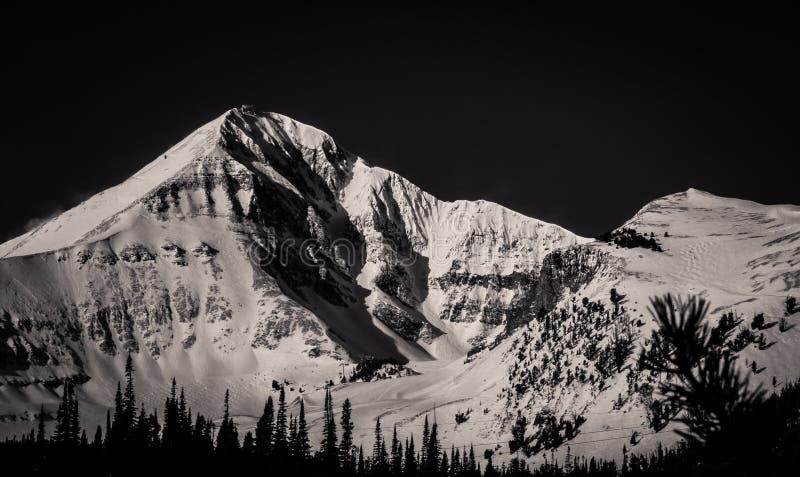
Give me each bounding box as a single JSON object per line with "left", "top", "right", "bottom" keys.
{"left": 1, "top": 107, "right": 798, "bottom": 464}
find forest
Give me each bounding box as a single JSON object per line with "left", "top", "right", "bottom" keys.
{"left": 1, "top": 294, "right": 798, "bottom": 476}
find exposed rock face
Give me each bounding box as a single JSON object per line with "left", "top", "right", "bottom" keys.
{"left": 0, "top": 107, "right": 583, "bottom": 389}
{"left": 191, "top": 243, "right": 218, "bottom": 259}
{"left": 434, "top": 261, "right": 538, "bottom": 326}
{"left": 374, "top": 264, "right": 417, "bottom": 307}
{"left": 160, "top": 242, "right": 187, "bottom": 266}
{"left": 119, "top": 245, "right": 156, "bottom": 263}
{"left": 430, "top": 246, "right": 615, "bottom": 341}
{"left": 0, "top": 310, "right": 51, "bottom": 372}
{"left": 534, "top": 247, "right": 615, "bottom": 310}
{"left": 1, "top": 109, "right": 798, "bottom": 462}
{"left": 372, "top": 301, "right": 426, "bottom": 341}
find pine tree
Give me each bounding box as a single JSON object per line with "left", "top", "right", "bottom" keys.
{"left": 193, "top": 414, "right": 210, "bottom": 456}
{"left": 564, "top": 446, "right": 573, "bottom": 474}
{"left": 372, "top": 417, "right": 386, "bottom": 472}
{"left": 104, "top": 409, "right": 112, "bottom": 447}
{"left": 484, "top": 454, "right": 496, "bottom": 477}
{"left": 177, "top": 387, "right": 189, "bottom": 448}
{"left": 468, "top": 444, "right": 477, "bottom": 477}
{"left": 320, "top": 388, "right": 338, "bottom": 466}
{"left": 357, "top": 444, "right": 365, "bottom": 477}
{"left": 162, "top": 378, "right": 178, "bottom": 449}
{"left": 751, "top": 313, "right": 765, "bottom": 330}
{"left": 111, "top": 382, "right": 124, "bottom": 446}
{"left": 451, "top": 446, "right": 461, "bottom": 477}
{"left": 136, "top": 404, "right": 148, "bottom": 448}
{"left": 340, "top": 398, "right": 355, "bottom": 470}
{"left": 509, "top": 414, "right": 528, "bottom": 456}
{"left": 53, "top": 382, "right": 69, "bottom": 444}
{"left": 380, "top": 438, "right": 389, "bottom": 474}
{"left": 54, "top": 381, "right": 79, "bottom": 447}
{"left": 640, "top": 296, "right": 780, "bottom": 474}
{"left": 273, "top": 385, "right": 288, "bottom": 459}
{"left": 439, "top": 450, "right": 449, "bottom": 477}
{"left": 123, "top": 354, "right": 137, "bottom": 435}
{"left": 423, "top": 422, "right": 440, "bottom": 477}
{"left": 36, "top": 404, "right": 45, "bottom": 446}
{"left": 202, "top": 417, "right": 214, "bottom": 455}
{"left": 288, "top": 414, "right": 297, "bottom": 460}
{"left": 92, "top": 425, "right": 103, "bottom": 447}
{"left": 186, "top": 407, "right": 192, "bottom": 431}
{"left": 403, "top": 436, "right": 417, "bottom": 477}
{"left": 296, "top": 399, "right": 311, "bottom": 462}
{"left": 622, "top": 444, "right": 629, "bottom": 475}
{"left": 216, "top": 389, "right": 240, "bottom": 459}
{"left": 148, "top": 411, "right": 161, "bottom": 448}
{"left": 68, "top": 385, "right": 80, "bottom": 444}
{"left": 510, "top": 456, "right": 527, "bottom": 476}
{"left": 786, "top": 296, "right": 797, "bottom": 315}
{"left": 396, "top": 441, "right": 403, "bottom": 477}
{"left": 390, "top": 425, "right": 401, "bottom": 476}
{"left": 242, "top": 431, "right": 255, "bottom": 456}
{"left": 421, "top": 415, "right": 430, "bottom": 469}
{"left": 256, "top": 395, "right": 274, "bottom": 457}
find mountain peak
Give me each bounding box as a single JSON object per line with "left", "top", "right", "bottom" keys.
{"left": 0, "top": 109, "right": 354, "bottom": 258}
{"left": 220, "top": 106, "right": 337, "bottom": 153}
{"left": 1, "top": 109, "right": 799, "bottom": 464}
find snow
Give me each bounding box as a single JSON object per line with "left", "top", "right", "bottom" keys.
{"left": 0, "top": 112, "right": 229, "bottom": 259}
{"left": 0, "top": 109, "right": 797, "bottom": 467}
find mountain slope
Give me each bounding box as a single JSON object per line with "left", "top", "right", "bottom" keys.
{"left": 297, "top": 188, "right": 800, "bottom": 465}
{"left": 0, "top": 108, "right": 797, "bottom": 466}
{"left": 0, "top": 107, "right": 583, "bottom": 421}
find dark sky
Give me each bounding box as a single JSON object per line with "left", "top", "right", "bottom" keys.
{"left": 1, "top": 6, "right": 797, "bottom": 242}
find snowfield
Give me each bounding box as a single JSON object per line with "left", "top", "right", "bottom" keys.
{"left": 0, "top": 107, "right": 797, "bottom": 466}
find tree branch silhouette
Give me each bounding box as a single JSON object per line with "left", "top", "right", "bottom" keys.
{"left": 639, "top": 294, "right": 766, "bottom": 448}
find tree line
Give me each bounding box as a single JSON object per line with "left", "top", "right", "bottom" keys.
{"left": 0, "top": 354, "right": 489, "bottom": 477}
{"left": 1, "top": 293, "right": 799, "bottom": 476}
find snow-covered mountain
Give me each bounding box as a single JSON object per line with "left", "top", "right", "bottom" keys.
{"left": 1, "top": 107, "right": 798, "bottom": 464}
